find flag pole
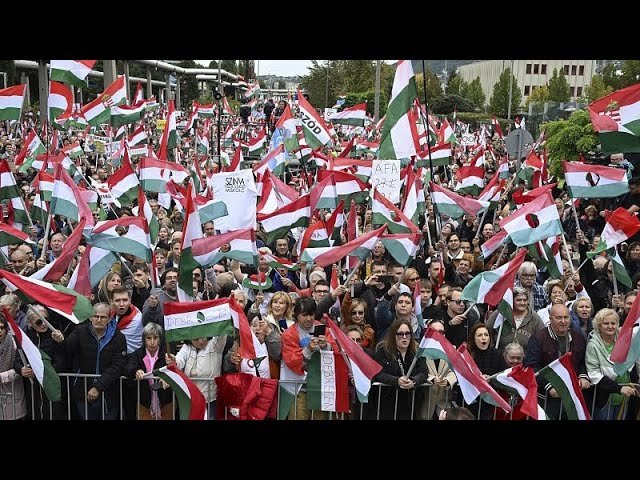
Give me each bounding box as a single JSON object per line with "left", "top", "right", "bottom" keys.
{"left": 473, "top": 208, "right": 489, "bottom": 241}
{"left": 462, "top": 302, "right": 476, "bottom": 317}
{"left": 344, "top": 259, "right": 362, "bottom": 286}
{"left": 26, "top": 304, "right": 56, "bottom": 332}
{"left": 39, "top": 213, "right": 53, "bottom": 261}
{"left": 495, "top": 316, "right": 505, "bottom": 350}
{"left": 560, "top": 233, "right": 576, "bottom": 276}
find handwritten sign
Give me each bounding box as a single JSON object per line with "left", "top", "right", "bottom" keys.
{"left": 371, "top": 160, "right": 401, "bottom": 203}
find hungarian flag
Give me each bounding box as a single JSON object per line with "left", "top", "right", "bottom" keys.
{"left": 88, "top": 216, "right": 152, "bottom": 262}
{"left": 455, "top": 165, "right": 485, "bottom": 196}
{"left": 316, "top": 170, "right": 369, "bottom": 205}
{"left": 192, "top": 228, "right": 257, "bottom": 268}
{"left": 231, "top": 297, "right": 267, "bottom": 364}
{"left": 0, "top": 221, "right": 36, "bottom": 246}
{"left": 177, "top": 183, "right": 203, "bottom": 302}
{"left": 563, "top": 161, "right": 628, "bottom": 198}
{"left": 416, "top": 143, "right": 451, "bottom": 168}
{"left": 0, "top": 85, "right": 26, "bottom": 121}
{"left": 0, "top": 159, "right": 22, "bottom": 200}
{"left": 49, "top": 60, "right": 96, "bottom": 88}
{"left": 14, "top": 129, "right": 46, "bottom": 172}
{"left": 305, "top": 350, "right": 350, "bottom": 412}
{"left": 256, "top": 169, "right": 299, "bottom": 215}
{"left": 329, "top": 103, "right": 367, "bottom": 127}
{"left": 611, "top": 291, "right": 640, "bottom": 375}
{"left": 67, "top": 245, "right": 118, "bottom": 296}
{"left": 257, "top": 195, "right": 310, "bottom": 245}
{"left": 458, "top": 343, "right": 513, "bottom": 411}
{"left": 195, "top": 195, "right": 228, "bottom": 224}
{"left": 4, "top": 306, "right": 61, "bottom": 402}
{"left": 138, "top": 156, "right": 189, "bottom": 193}
{"left": 300, "top": 224, "right": 387, "bottom": 267}
{"left": 418, "top": 328, "right": 510, "bottom": 412}
{"left": 511, "top": 183, "right": 556, "bottom": 205}
{"left": 609, "top": 247, "right": 632, "bottom": 288}
{"left": 81, "top": 75, "right": 127, "bottom": 126}
{"left": 491, "top": 115, "right": 504, "bottom": 139}
{"left": 588, "top": 82, "right": 640, "bottom": 153}
{"left": 108, "top": 151, "right": 140, "bottom": 206}
{"left": 258, "top": 248, "right": 299, "bottom": 271}
{"left": 480, "top": 229, "right": 509, "bottom": 260}
{"left": 380, "top": 233, "right": 421, "bottom": 266}
{"left": 110, "top": 103, "right": 146, "bottom": 127}
{"left": 499, "top": 192, "right": 562, "bottom": 246}
{"left": 164, "top": 298, "right": 235, "bottom": 342}
{"left": 137, "top": 187, "right": 159, "bottom": 244}
{"left": 48, "top": 81, "right": 73, "bottom": 122}
{"left": 588, "top": 207, "right": 640, "bottom": 257}
{"left": 537, "top": 352, "right": 591, "bottom": 420}
{"left": 50, "top": 163, "right": 94, "bottom": 228}
{"left": 153, "top": 364, "right": 206, "bottom": 420}
{"left": 492, "top": 364, "right": 545, "bottom": 420}
{"left": 430, "top": 181, "right": 489, "bottom": 219}
{"left": 309, "top": 173, "right": 337, "bottom": 212}
{"left": 0, "top": 269, "right": 94, "bottom": 323}
{"left": 379, "top": 61, "right": 419, "bottom": 160}
{"left": 30, "top": 217, "right": 85, "bottom": 282}
{"left": 278, "top": 360, "right": 306, "bottom": 419}
{"left": 275, "top": 103, "right": 300, "bottom": 154}
{"left": 326, "top": 317, "right": 381, "bottom": 401}
{"left": 127, "top": 124, "right": 148, "bottom": 147}
{"left": 516, "top": 151, "right": 544, "bottom": 188}
{"left": 247, "top": 128, "right": 267, "bottom": 156}
{"left": 296, "top": 89, "right": 333, "bottom": 149}
{"left": 371, "top": 189, "right": 420, "bottom": 234}
{"left": 253, "top": 144, "right": 286, "bottom": 177}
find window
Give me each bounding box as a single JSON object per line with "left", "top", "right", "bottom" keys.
{"left": 577, "top": 86, "right": 583, "bottom": 97}
{"left": 571, "top": 65, "right": 577, "bottom": 75}
{"left": 570, "top": 87, "right": 576, "bottom": 97}
{"left": 526, "top": 63, "right": 532, "bottom": 74}
{"left": 564, "top": 65, "right": 570, "bottom": 75}
{"left": 533, "top": 64, "right": 539, "bottom": 74}
{"left": 579, "top": 65, "right": 585, "bottom": 75}
{"left": 541, "top": 64, "right": 547, "bottom": 75}
{"left": 524, "top": 85, "right": 531, "bottom": 95}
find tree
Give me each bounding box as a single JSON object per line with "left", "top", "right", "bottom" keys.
{"left": 237, "top": 60, "right": 255, "bottom": 80}
{"left": 488, "top": 68, "right": 521, "bottom": 118}
{"left": 544, "top": 110, "right": 599, "bottom": 179}
{"left": 582, "top": 75, "right": 613, "bottom": 104}
{"left": 463, "top": 77, "right": 485, "bottom": 110}
{"left": 340, "top": 60, "right": 376, "bottom": 93}
{"left": 431, "top": 94, "right": 475, "bottom": 115}
{"left": 299, "top": 60, "right": 343, "bottom": 109}
{"left": 446, "top": 71, "right": 467, "bottom": 96}
{"left": 220, "top": 60, "right": 237, "bottom": 74}
{"left": 548, "top": 68, "right": 571, "bottom": 102}
{"left": 208, "top": 60, "right": 219, "bottom": 69}
{"left": 415, "top": 68, "right": 443, "bottom": 104}
{"left": 525, "top": 85, "right": 550, "bottom": 114}
{"left": 175, "top": 60, "right": 201, "bottom": 108}
{"left": 602, "top": 64, "right": 622, "bottom": 91}
{"left": 621, "top": 60, "right": 640, "bottom": 88}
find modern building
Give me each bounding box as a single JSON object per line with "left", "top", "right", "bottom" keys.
{"left": 457, "top": 60, "right": 597, "bottom": 106}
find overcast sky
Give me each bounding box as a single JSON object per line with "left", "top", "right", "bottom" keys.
{"left": 194, "top": 60, "right": 315, "bottom": 77}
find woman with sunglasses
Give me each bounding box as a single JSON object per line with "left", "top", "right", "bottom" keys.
{"left": 14, "top": 305, "right": 65, "bottom": 420}
{"left": 340, "top": 298, "right": 375, "bottom": 348}
{"left": 371, "top": 318, "right": 428, "bottom": 420}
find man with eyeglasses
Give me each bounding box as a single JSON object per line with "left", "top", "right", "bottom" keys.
{"left": 443, "top": 287, "right": 479, "bottom": 347}
{"left": 515, "top": 262, "right": 548, "bottom": 312}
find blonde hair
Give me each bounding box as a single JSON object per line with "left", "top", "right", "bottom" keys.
{"left": 268, "top": 291, "right": 293, "bottom": 320}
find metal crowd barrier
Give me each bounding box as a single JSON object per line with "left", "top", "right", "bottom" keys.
{"left": 1, "top": 373, "right": 634, "bottom": 420}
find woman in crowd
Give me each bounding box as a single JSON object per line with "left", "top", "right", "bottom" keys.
{"left": 94, "top": 271, "right": 123, "bottom": 305}
{"left": 0, "top": 314, "right": 26, "bottom": 420}
{"left": 571, "top": 297, "right": 595, "bottom": 339}
{"left": 249, "top": 291, "right": 293, "bottom": 334}
{"left": 341, "top": 298, "right": 375, "bottom": 349}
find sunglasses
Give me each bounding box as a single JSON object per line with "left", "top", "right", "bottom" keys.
{"left": 34, "top": 319, "right": 45, "bottom": 326}
{"left": 395, "top": 331, "right": 412, "bottom": 338}
{"left": 351, "top": 310, "right": 365, "bottom": 315}
{"left": 450, "top": 299, "right": 464, "bottom": 305}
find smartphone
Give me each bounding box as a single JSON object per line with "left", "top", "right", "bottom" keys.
{"left": 313, "top": 324, "right": 327, "bottom": 337}
{"left": 377, "top": 275, "right": 393, "bottom": 284}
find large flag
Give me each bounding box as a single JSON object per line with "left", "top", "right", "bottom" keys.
{"left": 192, "top": 228, "right": 257, "bottom": 268}
{"left": 48, "top": 81, "right": 73, "bottom": 122}
{"left": 274, "top": 103, "right": 300, "bottom": 154}
{"left": 326, "top": 317, "right": 381, "bottom": 401}
{"left": 257, "top": 195, "right": 310, "bottom": 244}
{"left": 296, "top": 89, "right": 333, "bottom": 149}
{"left": 499, "top": 192, "right": 562, "bottom": 246}
{"left": 537, "top": 352, "right": 591, "bottom": 420}
{"left": 378, "top": 60, "right": 419, "bottom": 160}
{"left": 30, "top": 217, "right": 85, "bottom": 282}
{"left": 14, "top": 129, "right": 46, "bottom": 173}
{"left": 371, "top": 189, "right": 419, "bottom": 234}
{"left": 110, "top": 103, "right": 146, "bottom": 127}
{"left": 588, "top": 82, "right": 640, "bottom": 153}
{"left": 611, "top": 290, "right": 640, "bottom": 375}
{"left": 418, "top": 328, "right": 510, "bottom": 412}
{"left": 49, "top": 60, "right": 96, "bottom": 88}
{"left": 563, "top": 161, "right": 628, "bottom": 198}
{"left": 50, "top": 163, "right": 94, "bottom": 228}
{"left": 88, "top": 216, "right": 151, "bottom": 261}
{"left": 429, "top": 181, "right": 489, "bottom": 219}
{"left": 305, "top": 350, "right": 350, "bottom": 412}
{"left": 0, "top": 85, "right": 26, "bottom": 121}
{"left": 380, "top": 233, "right": 421, "bottom": 266}
{"left": 329, "top": 103, "right": 367, "bottom": 127}
{"left": 0, "top": 269, "right": 94, "bottom": 323}
{"left": 4, "top": 306, "right": 61, "bottom": 402}
{"left": 81, "top": 76, "right": 127, "bottom": 126}
{"left": 164, "top": 298, "right": 235, "bottom": 342}
{"left": 138, "top": 156, "right": 189, "bottom": 193}
{"left": 153, "top": 364, "right": 206, "bottom": 420}
{"left": 492, "top": 364, "right": 544, "bottom": 420}
{"left": 177, "top": 183, "right": 203, "bottom": 302}
{"left": 588, "top": 207, "right": 640, "bottom": 257}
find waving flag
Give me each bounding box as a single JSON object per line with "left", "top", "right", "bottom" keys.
{"left": 88, "top": 216, "right": 151, "bottom": 261}
{"left": 164, "top": 298, "right": 235, "bottom": 342}
{"left": 588, "top": 207, "right": 640, "bottom": 257}
{"left": 329, "top": 103, "right": 367, "bottom": 127}
{"left": 300, "top": 224, "right": 387, "bottom": 267}
{"left": 154, "top": 364, "right": 206, "bottom": 420}
{"left": 563, "top": 161, "right": 629, "bottom": 198}
{"left": 430, "top": 181, "right": 489, "bottom": 219}
{"left": 493, "top": 364, "right": 545, "bottom": 419}
{"left": 49, "top": 60, "right": 96, "bottom": 88}
{"left": 588, "top": 82, "right": 640, "bottom": 153}
{"left": 48, "top": 81, "right": 73, "bottom": 122}
{"left": 31, "top": 217, "right": 85, "bottom": 282}
{"left": 81, "top": 75, "right": 127, "bottom": 126}
{"left": 297, "top": 89, "right": 333, "bottom": 149}
{"left": 611, "top": 291, "right": 640, "bottom": 375}
{"left": 192, "top": 228, "right": 257, "bottom": 268}
{"left": 537, "top": 352, "right": 591, "bottom": 420}
{"left": 499, "top": 192, "right": 562, "bottom": 246}
{"left": 0, "top": 85, "right": 26, "bottom": 121}
{"left": 14, "top": 129, "right": 46, "bottom": 172}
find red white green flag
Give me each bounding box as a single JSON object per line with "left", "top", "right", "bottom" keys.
{"left": 499, "top": 192, "right": 562, "bottom": 246}
{"left": 88, "top": 216, "right": 152, "bottom": 261}
{"left": 50, "top": 163, "right": 95, "bottom": 228}
{"left": 4, "top": 306, "right": 61, "bottom": 402}
{"left": 257, "top": 195, "right": 311, "bottom": 244}
{"left": 14, "top": 129, "right": 46, "bottom": 173}
{"left": 297, "top": 89, "right": 333, "bottom": 149}
{"left": 0, "top": 220, "right": 36, "bottom": 246}
{"left": 164, "top": 297, "right": 235, "bottom": 342}
{"left": 588, "top": 82, "right": 640, "bottom": 154}
{"left": 493, "top": 364, "right": 546, "bottom": 420}
{"left": 153, "top": 364, "right": 206, "bottom": 420}
{"left": 49, "top": 60, "right": 96, "bottom": 88}
{"left": 81, "top": 76, "right": 127, "bottom": 126}
{"left": 380, "top": 233, "right": 421, "bottom": 266}
{"left": 31, "top": 217, "right": 85, "bottom": 282}
{"left": 328, "top": 103, "right": 367, "bottom": 127}
{"left": 305, "top": 350, "right": 350, "bottom": 412}
{"left": 0, "top": 85, "right": 26, "bottom": 121}
{"left": 563, "top": 161, "right": 629, "bottom": 198}
{"left": 429, "top": 181, "right": 489, "bottom": 219}
{"left": 177, "top": 183, "right": 203, "bottom": 302}
{"left": 537, "top": 352, "right": 591, "bottom": 420}
{"left": 588, "top": 207, "right": 640, "bottom": 257}
{"left": 611, "top": 291, "right": 640, "bottom": 376}
{"left": 192, "top": 228, "right": 257, "bottom": 267}
{"left": 48, "top": 81, "right": 73, "bottom": 122}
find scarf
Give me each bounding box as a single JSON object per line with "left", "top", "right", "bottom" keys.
{"left": 143, "top": 349, "right": 161, "bottom": 420}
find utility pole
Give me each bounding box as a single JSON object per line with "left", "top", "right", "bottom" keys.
{"left": 507, "top": 59, "right": 514, "bottom": 121}
{"left": 325, "top": 60, "right": 330, "bottom": 108}
{"left": 374, "top": 60, "right": 381, "bottom": 122}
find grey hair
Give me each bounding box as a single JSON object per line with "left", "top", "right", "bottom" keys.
{"left": 517, "top": 261, "right": 537, "bottom": 277}
{"left": 142, "top": 322, "right": 164, "bottom": 340}
{"left": 93, "top": 302, "right": 111, "bottom": 314}
{"left": 0, "top": 293, "right": 20, "bottom": 308}
{"left": 503, "top": 342, "right": 524, "bottom": 358}
{"left": 26, "top": 304, "right": 48, "bottom": 321}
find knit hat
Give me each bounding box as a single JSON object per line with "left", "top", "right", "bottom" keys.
{"left": 242, "top": 272, "right": 272, "bottom": 290}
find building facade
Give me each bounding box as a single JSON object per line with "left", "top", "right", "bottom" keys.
{"left": 457, "top": 60, "right": 597, "bottom": 107}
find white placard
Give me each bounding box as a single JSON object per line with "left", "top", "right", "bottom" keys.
{"left": 324, "top": 108, "right": 337, "bottom": 121}
{"left": 371, "top": 160, "right": 401, "bottom": 203}
{"left": 210, "top": 169, "right": 258, "bottom": 233}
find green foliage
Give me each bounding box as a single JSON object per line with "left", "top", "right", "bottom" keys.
{"left": 199, "top": 92, "right": 213, "bottom": 104}
{"left": 463, "top": 77, "right": 485, "bottom": 109}
{"left": 416, "top": 69, "right": 443, "bottom": 103}
{"left": 431, "top": 95, "right": 475, "bottom": 114}
{"left": 548, "top": 69, "right": 571, "bottom": 102}
{"left": 208, "top": 61, "right": 219, "bottom": 69}
{"left": 544, "top": 110, "right": 599, "bottom": 179}
{"left": 175, "top": 60, "right": 201, "bottom": 107}
{"left": 220, "top": 60, "right": 237, "bottom": 74}
{"left": 602, "top": 64, "right": 622, "bottom": 91}
{"left": 525, "top": 85, "right": 550, "bottom": 114}
{"left": 582, "top": 75, "right": 613, "bottom": 104}
{"left": 621, "top": 60, "right": 640, "bottom": 88}
{"left": 446, "top": 72, "right": 466, "bottom": 96}
{"left": 237, "top": 60, "right": 255, "bottom": 80}
{"left": 488, "top": 68, "right": 522, "bottom": 117}
{"left": 343, "top": 89, "right": 389, "bottom": 117}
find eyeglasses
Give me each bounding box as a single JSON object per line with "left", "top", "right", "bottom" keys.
{"left": 351, "top": 310, "right": 365, "bottom": 315}
{"left": 450, "top": 299, "right": 464, "bottom": 305}
{"left": 314, "top": 290, "right": 329, "bottom": 295}
{"left": 395, "top": 331, "right": 412, "bottom": 338}
{"left": 408, "top": 277, "right": 420, "bottom": 281}
{"left": 34, "top": 319, "right": 45, "bottom": 326}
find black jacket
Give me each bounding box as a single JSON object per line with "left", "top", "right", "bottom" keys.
{"left": 124, "top": 345, "right": 173, "bottom": 407}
